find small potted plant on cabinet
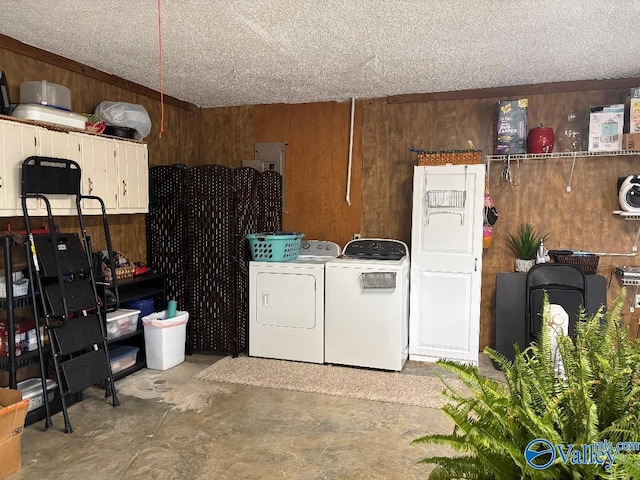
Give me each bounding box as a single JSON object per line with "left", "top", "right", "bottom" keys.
{"left": 506, "top": 223, "right": 548, "bottom": 272}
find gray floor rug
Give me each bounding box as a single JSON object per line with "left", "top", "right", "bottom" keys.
{"left": 194, "top": 356, "right": 464, "bottom": 408}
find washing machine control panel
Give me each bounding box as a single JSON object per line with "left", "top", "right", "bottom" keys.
{"left": 343, "top": 239, "right": 407, "bottom": 260}
{"left": 299, "top": 240, "right": 341, "bottom": 257}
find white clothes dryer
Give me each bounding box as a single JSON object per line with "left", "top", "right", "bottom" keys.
{"left": 248, "top": 240, "right": 341, "bottom": 364}
{"left": 324, "top": 239, "right": 410, "bottom": 371}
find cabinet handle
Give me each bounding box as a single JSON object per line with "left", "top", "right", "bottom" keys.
{"left": 0, "top": 176, "right": 2, "bottom": 188}
{"left": 262, "top": 293, "right": 269, "bottom": 307}
{"left": 88, "top": 178, "right": 93, "bottom": 194}
{"left": 122, "top": 180, "right": 127, "bottom": 196}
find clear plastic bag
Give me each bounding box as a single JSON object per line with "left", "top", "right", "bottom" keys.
{"left": 94, "top": 101, "right": 151, "bottom": 140}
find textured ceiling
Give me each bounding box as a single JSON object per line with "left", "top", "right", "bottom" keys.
{"left": 3, "top": 1, "right": 640, "bottom": 108}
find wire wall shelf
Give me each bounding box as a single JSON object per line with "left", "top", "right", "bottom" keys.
{"left": 484, "top": 150, "right": 640, "bottom": 162}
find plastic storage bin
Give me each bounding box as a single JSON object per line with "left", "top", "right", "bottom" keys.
{"left": 0, "top": 277, "right": 29, "bottom": 298}
{"left": 108, "top": 345, "right": 139, "bottom": 374}
{"left": 20, "top": 80, "right": 72, "bottom": 110}
{"left": 142, "top": 310, "right": 189, "bottom": 370}
{"left": 105, "top": 309, "right": 141, "bottom": 340}
{"left": 124, "top": 297, "right": 155, "bottom": 318}
{"left": 17, "top": 378, "right": 57, "bottom": 412}
{"left": 246, "top": 232, "right": 304, "bottom": 262}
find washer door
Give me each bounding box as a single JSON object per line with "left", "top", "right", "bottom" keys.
{"left": 255, "top": 272, "right": 317, "bottom": 328}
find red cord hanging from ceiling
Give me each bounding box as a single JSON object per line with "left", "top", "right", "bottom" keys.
{"left": 157, "top": 0, "right": 165, "bottom": 137}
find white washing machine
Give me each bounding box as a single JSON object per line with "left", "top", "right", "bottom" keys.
{"left": 248, "top": 240, "right": 341, "bottom": 363}
{"left": 325, "top": 239, "right": 410, "bottom": 371}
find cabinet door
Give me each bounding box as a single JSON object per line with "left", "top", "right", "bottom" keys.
{"left": 70, "top": 133, "right": 118, "bottom": 213}
{"left": 116, "top": 142, "right": 148, "bottom": 213}
{"left": 409, "top": 164, "right": 485, "bottom": 365}
{"left": 0, "top": 120, "right": 40, "bottom": 217}
{"left": 38, "top": 129, "right": 74, "bottom": 214}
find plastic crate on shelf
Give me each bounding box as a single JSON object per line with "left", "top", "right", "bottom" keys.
{"left": 246, "top": 232, "right": 304, "bottom": 262}
{"left": 0, "top": 278, "right": 29, "bottom": 298}
{"left": 108, "top": 345, "right": 139, "bottom": 374}
{"left": 105, "top": 309, "right": 141, "bottom": 340}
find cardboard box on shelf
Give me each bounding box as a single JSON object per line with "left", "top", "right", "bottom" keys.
{"left": 0, "top": 389, "right": 29, "bottom": 479}
{"left": 624, "top": 87, "right": 640, "bottom": 134}
{"left": 0, "top": 363, "right": 41, "bottom": 388}
{"left": 495, "top": 98, "right": 528, "bottom": 154}
{"left": 588, "top": 104, "right": 624, "bottom": 152}
{"left": 623, "top": 133, "right": 640, "bottom": 150}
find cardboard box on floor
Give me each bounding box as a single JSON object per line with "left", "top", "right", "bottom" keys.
{"left": 0, "top": 389, "right": 29, "bottom": 479}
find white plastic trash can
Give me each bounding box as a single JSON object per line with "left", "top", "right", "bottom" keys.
{"left": 142, "top": 310, "right": 189, "bottom": 370}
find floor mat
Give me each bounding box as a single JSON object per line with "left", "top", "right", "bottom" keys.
{"left": 194, "top": 356, "right": 464, "bottom": 408}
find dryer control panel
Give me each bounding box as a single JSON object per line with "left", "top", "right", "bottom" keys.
{"left": 299, "top": 240, "right": 341, "bottom": 257}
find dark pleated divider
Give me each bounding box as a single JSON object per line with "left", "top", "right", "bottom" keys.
{"left": 232, "top": 167, "right": 262, "bottom": 356}
{"left": 146, "top": 165, "right": 188, "bottom": 311}
{"left": 186, "top": 165, "right": 235, "bottom": 353}
{"left": 147, "top": 164, "right": 282, "bottom": 355}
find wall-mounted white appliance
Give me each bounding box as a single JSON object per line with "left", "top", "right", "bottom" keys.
{"left": 618, "top": 175, "right": 640, "bottom": 212}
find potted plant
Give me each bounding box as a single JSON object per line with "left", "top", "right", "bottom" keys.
{"left": 506, "top": 223, "right": 548, "bottom": 272}
{"left": 412, "top": 291, "right": 640, "bottom": 478}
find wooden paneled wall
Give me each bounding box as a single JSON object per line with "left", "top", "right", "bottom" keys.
{"left": 0, "top": 40, "right": 201, "bottom": 263}
{"left": 3, "top": 34, "right": 639, "bottom": 351}
{"left": 363, "top": 89, "right": 640, "bottom": 348}
{"left": 200, "top": 102, "right": 363, "bottom": 247}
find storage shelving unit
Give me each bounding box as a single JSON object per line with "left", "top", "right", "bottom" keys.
{"left": 1, "top": 235, "right": 37, "bottom": 387}
{"left": 98, "top": 271, "right": 166, "bottom": 379}
{"left": 0, "top": 234, "right": 67, "bottom": 427}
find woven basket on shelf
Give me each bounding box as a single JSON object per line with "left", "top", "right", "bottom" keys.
{"left": 417, "top": 149, "right": 483, "bottom": 166}
{"left": 102, "top": 264, "right": 135, "bottom": 282}
{"left": 550, "top": 253, "right": 600, "bottom": 276}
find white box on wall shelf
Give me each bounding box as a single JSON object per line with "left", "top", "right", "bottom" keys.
{"left": 588, "top": 104, "right": 624, "bottom": 152}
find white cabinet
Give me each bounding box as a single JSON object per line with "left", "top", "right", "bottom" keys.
{"left": 38, "top": 128, "right": 76, "bottom": 213}
{"left": 0, "top": 118, "right": 148, "bottom": 217}
{"left": 69, "top": 132, "right": 119, "bottom": 213}
{"left": 0, "top": 119, "right": 39, "bottom": 216}
{"left": 115, "top": 141, "right": 148, "bottom": 213}
{"left": 409, "top": 164, "right": 485, "bottom": 365}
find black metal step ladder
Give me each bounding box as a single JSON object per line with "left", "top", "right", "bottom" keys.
{"left": 21, "top": 156, "right": 120, "bottom": 433}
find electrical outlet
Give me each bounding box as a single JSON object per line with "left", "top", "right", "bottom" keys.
{"left": 635, "top": 294, "right": 640, "bottom": 309}
{"left": 353, "top": 233, "right": 361, "bottom": 240}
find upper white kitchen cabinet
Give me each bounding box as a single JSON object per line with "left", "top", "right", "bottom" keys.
{"left": 0, "top": 119, "right": 41, "bottom": 216}
{"left": 115, "top": 140, "right": 148, "bottom": 213}
{"left": 69, "top": 132, "right": 119, "bottom": 213}
{"left": 0, "top": 118, "right": 148, "bottom": 217}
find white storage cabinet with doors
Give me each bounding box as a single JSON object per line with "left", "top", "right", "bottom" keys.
{"left": 409, "top": 164, "right": 485, "bottom": 365}
{"left": 0, "top": 117, "right": 148, "bottom": 216}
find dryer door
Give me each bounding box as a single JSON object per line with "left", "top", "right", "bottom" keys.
{"left": 255, "top": 272, "right": 317, "bottom": 328}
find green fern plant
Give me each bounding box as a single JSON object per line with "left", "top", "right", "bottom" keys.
{"left": 412, "top": 290, "right": 640, "bottom": 479}
{"left": 506, "top": 223, "right": 549, "bottom": 260}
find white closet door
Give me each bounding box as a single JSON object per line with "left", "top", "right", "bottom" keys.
{"left": 409, "top": 164, "right": 485, "bottom": 364}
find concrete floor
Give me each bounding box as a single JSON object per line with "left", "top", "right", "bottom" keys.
{"left": 8, "top": 355, "right": 503, "bottom": 480}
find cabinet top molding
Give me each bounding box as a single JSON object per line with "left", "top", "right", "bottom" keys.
{"left": 0, "top": 114, "right": 146, "bottom": 145}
